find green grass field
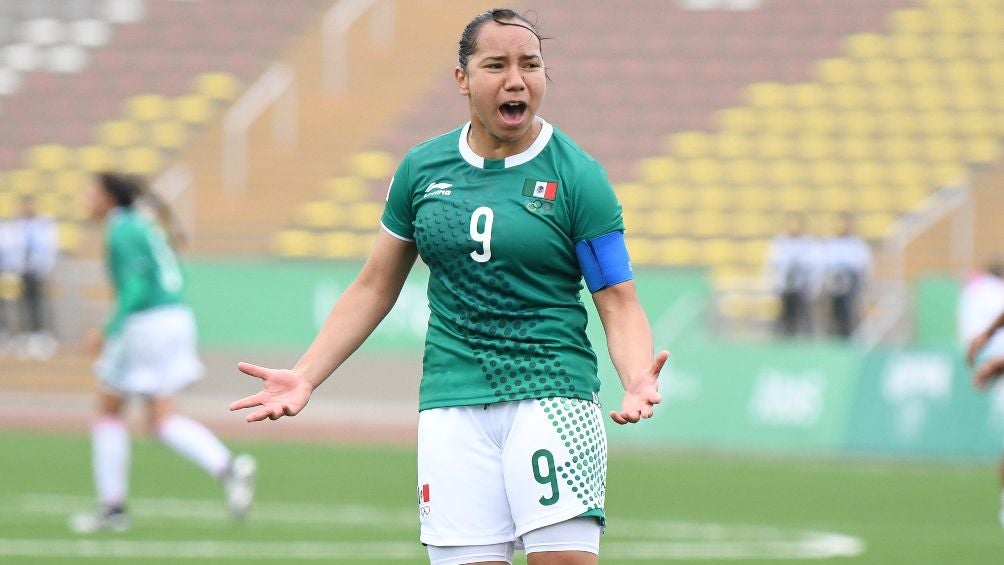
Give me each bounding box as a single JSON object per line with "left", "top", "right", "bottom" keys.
{"left": 2, "top": 431, "right": 1003, "bottom": 564}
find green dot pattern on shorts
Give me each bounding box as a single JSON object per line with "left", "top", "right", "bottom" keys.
{"left": 540, "top": 397, "right": 606, "bottom": 509}
{"left": 415, "top": 200, "right": 577, "bottom": 403}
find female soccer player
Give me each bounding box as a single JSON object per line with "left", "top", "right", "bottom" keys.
{"left": 231, "top": 9, "right": 667, "bottom": 564}
{"left": 70, "top": 172, "right": 255, "bottom": 533}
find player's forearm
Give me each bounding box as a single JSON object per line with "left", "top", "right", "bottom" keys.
{"left": 984, "top": 311, "right": 1004, "bottom": 337}
{"left": 595, "top": 283, "right": 655, "bottom": 389}
{"left": 293, "top": 279, "right": 400, "bottom": 389}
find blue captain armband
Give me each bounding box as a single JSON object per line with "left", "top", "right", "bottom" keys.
{"left": 575, "top": 230, "right": 633, "bottom": 293}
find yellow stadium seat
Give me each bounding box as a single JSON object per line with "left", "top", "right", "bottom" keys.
{"left": 121, "top": 147, "right": 163, "bottom": 176}
{"left": 348, "top": 201, "right": 383, "bottom": 230}
{"left": 740, "top": 238, "right": 770, "bottom": 267}
{"left": 945, "top": 60, "right": 981, "bottom": 85}
{"left": 669, "top": 131, "right": 712, "bottom": 158}
{"left": 888, "top": 34, "right": 926, "bottom": 59}
{"left": 98, "top": 120, "right": 141, "bottom": 147}
{"left": 685, "top": 158, "right": 723, "bottom": 185}
{"left": 896, "top": 184, "right": 929, "bottom": 211}
{"left": 59, "top": 192, "right": 86, "bottom": 221}
{"left": 839, "top": 136, "right": 877, "bottom": 161}
{"left": 765, "top": 160, "right": 804, "bottom": 186}
{"left": 28, "top": 144, "right": 72, "bottom": 171}
{"left": 818, "top": 186, "right": 854, "bottom": 212}
{"left": 716, "top": 107, "right": 759, "bottom": 133}
{"left": 796, "top": 135, "right": 835, "bottom": 160}
{"left": 887, "top": 160, "right": 927, "bottom": 186}
{"left": 918, "top": 111, "right": 955, "bottom": 135}
{"left": 322, "top": 177, "right": 369, "bottom": 201}
{"left": 636, "top": 157, "right": 681, "bottom": 184}
{"left": 990, "top": 62, "right": 1004, "bottom": 87}
{"left": 800, "top": 109, "right": 837, "bottom": 134}
{"left": 54, "top": 170, "right": 86, "bottom": 194}
{"left": 855, "top": 188, "right": 894, "bottom": 212}
{"left": 807, "top": 160, "right": 846, "bottom": 186}
{"left": 702, "top": 238, "right": 737, "bottom": 266}
{"left": 840, "top": 111, "right": 877, "bottom": 136}
{"left": 615, "top": 183, "right": 651, "bottom": 209}
{"left": 790, "top": 83, "right": 828, "bottom": 108}
{"left": 731, "top": 213, "right": 772, "bottom": 238}
{"left": 695, "top": 186, "right": 730, "bottom": 210}
{"left": 966, "top": 137, "right": 1002, "bottom": 163}
{"left": 858, "top": 213, "right": 896, "bottom": 240}
{"left": 175, "top": 95, "right": 213, "bottom": 124}
{"left": 735, "top": 185, "right": 771, "bottom": 211}
{"left": 903, "top": 59, "right": 940, "bottom": 84}
{"left": 321, "top": 231, "right": 364, "bottom": 259}
{"left": 350, "top": 151, "right": 395, "bottom": 180}
{"left": 659, "top": 238, "right": 699, "bottom": 266}
{"left": 36, "top": 193, "right": 61, "bottom": 217}
{"left": 831, "top": 84, "right": 868, "bottom": 109}
{"left": 923, "top": 137, "right": 963, "bottom": 162}
{"left": 57, "top": 222, "right": 81, "bottom": 251}
{"left": 715, "top": 133, "right": 752, "bottom": 159}
{"left": 816, "top": 58, "right": 857, "bottom": 84}
{"left": 195, "top": 72, "right": 240, "bottom": 101}
{"left": 10, "top": 169, "right": 41, "bottom": 194}
{"left": 890, "top": 9, "right": 931, "bottom": 35}
{"left": 658, "top": 184, "right": 695, "bottom": 209}
{"left": 626, "top": 237, "right": 656, "bottom": 266}
{"left": 759, "top": 109, "right": 799, "bottom": 134}
{"left": 849, "top": 161, "right": 887, "bottom": 187}
{"left": 932, "top": 8, "right": 971, "bottom": 35}
{"left": 777, "top": 185, "right": 811, "bottom": 212}
{"left": 692, "top": 211, "right": 728, "bottom": 238}
{"left": 77, "top": 145, "right": 115, "bottom": 172}
{"left": 846, "top": 33, "right": 886, "bottom": 59}
{"left": 149, "top": 121, "right": 188, "bottom": 149}
{"left": 621, "top": 209, "right": 646, "bottom": 234}
{"left": 126, "top": 95, "right": 170, "bottom": 121}
{"left": 746, "top": 82, "right": 787, "bottom": 108}
{"left": 724, "top": 159, "right": 764, "bottom": 185}
{"left": 878, "top": 110, "right": 918, "bottom": 136}
{"left": 862, "top": 59, "right": 900, "bottom": 84}
{"left": 272, "top": 229, "right": 317, "bottom": 257}
{"left": 300, "top": 200, "right": 346, "bottom": 228}
{"left": 911, "top": 85, "right": 948, "bottom": 111}
{"left": 931, "top": 35, "right": 967, "bottom": 60}
{"left": 929, "top": 162, "right": 967, "bottom": 186}
{"left": 873, "top": 84, "right": 910, "bottom": 110}
{"left": 0, "top": 192, "right": 15, "bottom": 219}
{"left": 953, "top": 86, "right": 990, "bottom": 111}
{"left": 974, "top": 35, "right": 1004, "bottom": 60}
{"left": 648, "top": 211, "right": 686, "bottom": 237}
{"left": 756, "top": 135, "right": 793, "bottom": 159}
{"left": 880, "top": 136, "right": 921, "bottom": 161}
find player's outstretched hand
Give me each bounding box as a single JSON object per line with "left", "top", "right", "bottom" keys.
{"left": 966, "top": 332, "right": 989, "bottom": 367}
{"left": 610, "top": 350, "right": 669, "bottom": 425}
{"left": 230, "top": 362, "right": 314, "bottom": 422}
{"left": 973, "top": 358, "right": 1004, "bottom": 390}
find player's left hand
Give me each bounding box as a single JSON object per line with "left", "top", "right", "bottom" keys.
{"left": 973, "top": 358, "right": 1004, "bottom": 390}
{"left": 610, "top": 350, "right": 668, "bottom": 425}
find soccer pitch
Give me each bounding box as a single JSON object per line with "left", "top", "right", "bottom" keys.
{"left": 2, "top": 431, "right": 1003, "bottom": 564}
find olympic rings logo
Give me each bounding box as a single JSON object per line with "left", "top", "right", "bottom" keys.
{"left": 525, "top": 200, "right": 554, "bottom": 213}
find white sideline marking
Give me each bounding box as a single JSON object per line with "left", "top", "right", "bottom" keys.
{"left": 4, "top": 494, "right": 865, "bottom": 560}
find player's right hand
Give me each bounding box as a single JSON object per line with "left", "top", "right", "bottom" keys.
{"left": 230, "top": 362, "right": 314, "bottom": 423}
{"left": 966, "top": 332, "right": 989, "bottom": 367}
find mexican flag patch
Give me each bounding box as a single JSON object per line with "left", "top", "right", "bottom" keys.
{"left": 522, "top": 179, "right": 558, "bottom": 201}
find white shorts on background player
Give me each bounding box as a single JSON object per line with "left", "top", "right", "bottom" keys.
{"left": 417, "top": 397, "right": 607, "bottom": 547}
{"left": 94, "top": 305, "right": 204, "bottom": 396}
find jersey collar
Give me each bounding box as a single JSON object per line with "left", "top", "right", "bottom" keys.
{"left": 458, "top": 117, "right": 554, "bottom": 169}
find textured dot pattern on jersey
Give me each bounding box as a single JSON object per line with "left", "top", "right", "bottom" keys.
{"left": 541, "top": 397, "right": 606, "bottom": 508}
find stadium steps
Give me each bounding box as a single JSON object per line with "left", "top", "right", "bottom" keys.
{"left": 180, "top": 0, "right": 501, "bottom": 255}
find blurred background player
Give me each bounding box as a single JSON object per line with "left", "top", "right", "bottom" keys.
{"left": 230, "top": 8, "right": 667, "bottom": 565}
{"left": 8, "top": 195, "right": 60, "bottom": 359}
{"left": 821, "top": 213, "right": 873, "bottom": 339}
{"left": 69, "top": 172, "right": 256, "bottom": 534}
{"left": 961, "top": 262, "right": 1004, "bottom": 526}
{"left": 766, "top": 213, "right": 820, "bottom": 339}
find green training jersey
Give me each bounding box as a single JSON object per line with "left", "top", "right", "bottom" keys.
{"left": 381, "top": 119, "right": 625, "bottom": 410}
{"left": 104, "top": 208, "right": 184, "bottom": 336}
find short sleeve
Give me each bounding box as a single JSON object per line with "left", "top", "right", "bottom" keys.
{"left": 569, "top": 160, "right": 625, "bottom": 243}
{"left": 380, "top": 155, "right": 416, "bottom": 241}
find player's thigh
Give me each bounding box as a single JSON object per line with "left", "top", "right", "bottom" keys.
{"left": 418, "top": 406, "right": 515, "bottom": 546}
{"left": 427, "top": 541, "right": 514, "bottom": 565}
{"left": 503, "top": 398, "right": 607, "bottom": 537}
{"left": 523, "top": 517, "right": 601, "bottom": 564}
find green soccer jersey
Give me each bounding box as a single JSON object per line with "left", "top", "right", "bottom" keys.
{"left": 104, "top": 208, "right": 184, "bottom": 336}
{"left": 381, "top": 119, "right": 626, "bottom": 410}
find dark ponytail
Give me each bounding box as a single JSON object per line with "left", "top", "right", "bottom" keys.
{"left": 96, "top": 171, "right": 187, "bottom": 248}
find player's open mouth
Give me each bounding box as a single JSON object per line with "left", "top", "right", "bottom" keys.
{"left": 499, "top": 101, "right": 527, "bottom": 125}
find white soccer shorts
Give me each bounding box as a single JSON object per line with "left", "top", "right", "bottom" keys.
{"left": 417, "top": 397, "right": 607, "bottom": 547}
{"left": 94, "top": 305, "right": 204, "bottom": 396}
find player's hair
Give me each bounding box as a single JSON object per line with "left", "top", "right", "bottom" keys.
{"left": 458, "top": 8, "right": 547, "bottom": 72}
{"left": 96, "top": 171, "right": 187, "bottom": 248}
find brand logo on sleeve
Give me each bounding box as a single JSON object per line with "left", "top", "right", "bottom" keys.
{"left": 423, "top": 182, "right": 453, "bottom": 198}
